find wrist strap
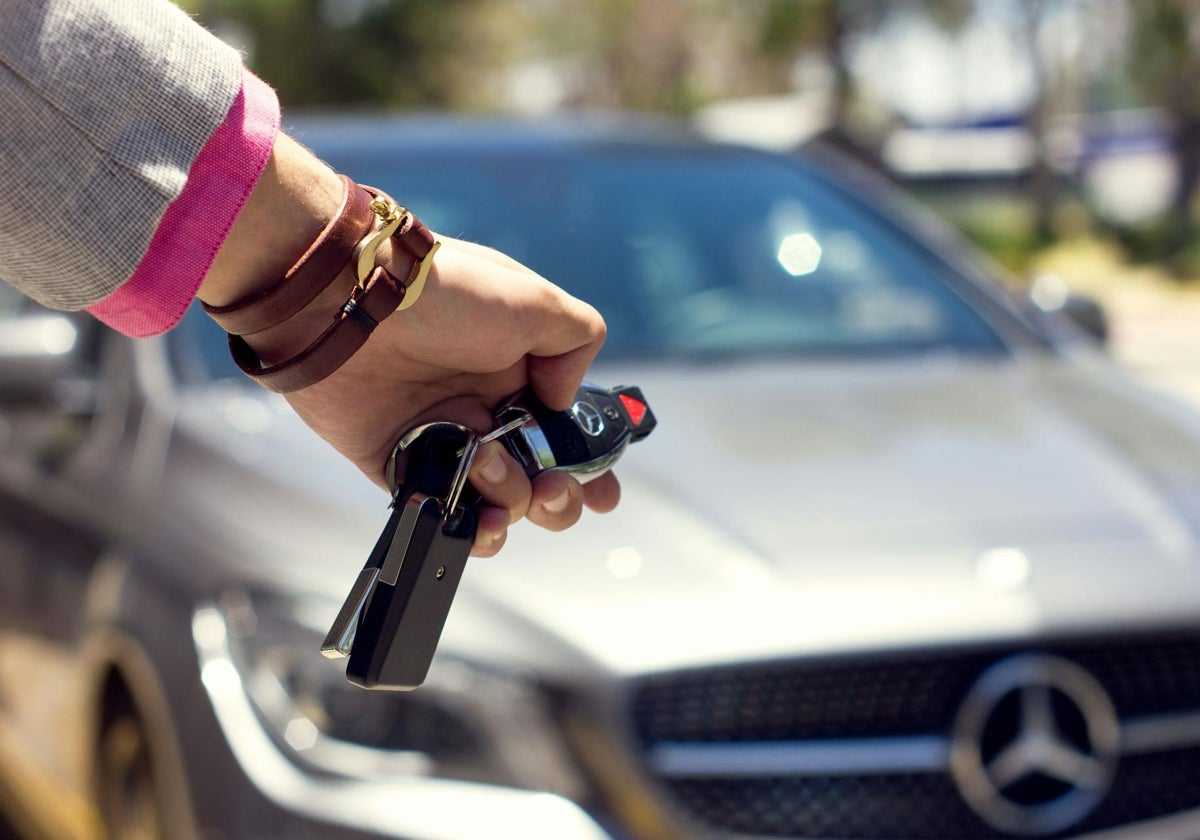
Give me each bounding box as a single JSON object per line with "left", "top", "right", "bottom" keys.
{"left": 202, "top": 175, "right": 376, "bottom": 335}
{"left": 228, "top": 185, "right": 439, "bottom": 393}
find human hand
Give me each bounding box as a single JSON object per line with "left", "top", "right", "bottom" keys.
{"left": 199, "top": 134, "right": 620, "bottom": 555}
{"left": 278, "top": 235, "right": 622, "bottom": 556}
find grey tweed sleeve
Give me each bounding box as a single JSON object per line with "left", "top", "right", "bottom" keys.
{"left": 0, "top": 0, "right": 243, "bottom": 309}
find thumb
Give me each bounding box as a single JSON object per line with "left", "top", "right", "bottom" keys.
{"left": 526, "top": 300, "right": 607, "bottom": 411}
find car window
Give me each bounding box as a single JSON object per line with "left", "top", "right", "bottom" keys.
{"left": 334, "top": 147, "right": 1007, "bottom": 361}
{"left": 172, "top": 301, "right": 245, "bottom": 384}
{"left": 172, "top": 143, "right": 1012, "bottom": 385}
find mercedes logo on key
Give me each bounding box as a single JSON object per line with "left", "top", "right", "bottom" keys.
{"left": 950, "top": 653, "right": 1120, "bottom": 836}
{"left": 571, "top": 401, "right": 605, "bottom": 437}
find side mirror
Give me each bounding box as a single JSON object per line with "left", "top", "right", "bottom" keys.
{"left": 1027, "top": 274, "right": 1109, "bottom": 345}
{"left": 0, "top": 311, "right": 96, "bottom": 406}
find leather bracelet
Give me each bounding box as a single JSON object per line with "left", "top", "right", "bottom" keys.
{"left": 202, "top": 175, "right": 376, "bottom": 336}
{"left": 228, "top": 186, "right": 440, "bottom": 393}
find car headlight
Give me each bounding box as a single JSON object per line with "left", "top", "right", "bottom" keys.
{"left": 194, "top": 590, "right": 587, "bottom": 801}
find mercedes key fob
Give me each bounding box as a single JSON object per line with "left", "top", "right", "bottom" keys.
{"left": 494, "top": 383, "right": 656, "bottom": 483}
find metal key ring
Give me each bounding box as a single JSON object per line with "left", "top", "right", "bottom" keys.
{"left": 443, "top": 432, "right": 479, "bottom": 522}
{"left": 385, "top": 421, "right": 474, "bottom": 498}
{"left": 458, "top": 410, "right": 532, "bottom": 454}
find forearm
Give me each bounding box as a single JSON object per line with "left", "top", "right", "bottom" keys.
{"left": 194, "top": 141, "right": 614, "bottom": 552}
{"left": 197, "top": 134, "right": 344, "bottom": 308}
{"left": 0, "top": 1, "right": 616, "bottom": 557}
{"left": 196, "top": 132, "right": 358, "bottom": 363}
{"left": 0, "top": 0, "right": 244, "bottom": 313}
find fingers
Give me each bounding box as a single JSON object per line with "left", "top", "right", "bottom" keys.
{"left": 582, "top": 471, "right": 621, "bottom": 513}
{"left": 526, "top": 296, "right": 607, "bottom": 411}
{"left": 467, "top": 437, "right": 621, "bottom": 554}
{"left": 467, "top": 442, "right": 589, "bottom": 543}
{"left": 471, "top": 505, "right": 510, "bottom": 558}
{"left": 469, "top": 441, "right": 531, "bottom": 524}
{"left": 525, "top": 470, "right": 584, "bottom": 532}
{"left": 468, "top": 442, "right": 524, "bottom": 557}
{"left": 443, "top": 240, "right": 607, "bottom": 412}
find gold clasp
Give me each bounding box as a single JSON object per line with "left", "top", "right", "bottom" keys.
{"left": 396, "top": 239, "right": 440, "bottom": 311}
{"left": 355, "top": 197, "right": 411, "bottom": 289}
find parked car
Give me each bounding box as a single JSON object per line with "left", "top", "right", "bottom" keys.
{"left": 2, "top": 115, "right": 1200, "bottom": 840}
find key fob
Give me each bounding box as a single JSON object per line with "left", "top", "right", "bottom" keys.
{"left": 495, "top": 383, "right": 656, "bottom": 482}
{"left": 323, "top": 382, "right": 657, "bottom": 692}
{"left": 347, "top": 494, "right": 474, "bottom": 690}
{"left": 323, "top": 424, "right": 476, "bottom": 690}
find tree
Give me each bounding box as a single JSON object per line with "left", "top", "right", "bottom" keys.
{"left": 1128, "top": 0, "right": 1200, "bottom": 266}
{"left": 181, "top": 0, "right": 522, "bottom": 110}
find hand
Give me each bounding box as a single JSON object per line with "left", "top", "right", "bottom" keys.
{"left": 278, "top": 235, "right": 622, "bottom": 556}
{"left": 198, "top": 134, "right": 620, "bottom": 555}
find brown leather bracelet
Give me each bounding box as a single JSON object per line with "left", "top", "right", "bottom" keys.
{"left": 228, "top": 187, "right": 440, "bottom": 393}
{"left": 202, "top": 175, "right": 376, "bottom": 335}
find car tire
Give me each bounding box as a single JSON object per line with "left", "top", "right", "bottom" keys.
{"left": 96, "top": 686, "right": 166, "bottom": 840}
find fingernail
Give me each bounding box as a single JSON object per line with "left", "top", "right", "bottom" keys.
{"left": 542, "top": 488, "right": 571, "bottom": 515}
{"left": 479, "top": 453, "right": 507, "bottom": 485}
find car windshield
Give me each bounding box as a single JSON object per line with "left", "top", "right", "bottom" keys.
{"left": 174, "top": 142, "right": 1008, "bottom": 384}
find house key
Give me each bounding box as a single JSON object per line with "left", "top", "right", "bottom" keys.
{"left": 321, "top": 382, "right": 657, "bottom": 690}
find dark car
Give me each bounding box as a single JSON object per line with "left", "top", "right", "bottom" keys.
{"left": 2, "top": 116, "right": 1200, "bottom": 840}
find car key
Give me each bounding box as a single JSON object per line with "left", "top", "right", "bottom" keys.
{"left": 322, "top": 382, "right": 656, "bottom": 690}
{"left": 495, "top": 382, "right": 656, "bottom": 483}
{"left": 321, "top": 422, "right": 479, "bottom": 690}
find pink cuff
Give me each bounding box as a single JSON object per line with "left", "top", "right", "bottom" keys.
{"left": 87, "top": 69, "right": 280, "bottom": 337}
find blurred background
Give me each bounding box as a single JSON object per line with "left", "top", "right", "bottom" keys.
{"left": 6, "top": 5, "right": 1200, "bottom": 839}
{"left": 178, "top": 0, "right": 1200, "bottom": 404}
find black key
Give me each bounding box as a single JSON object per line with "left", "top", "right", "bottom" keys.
{"left": 495, "top": 382, "right": 657, "bottom": 482}
{"left": 346, "top": 492, "right": 474, "bottom": 689}
{"left": 323, "top": 382, "right": 657, "bottom": 691}
{"left": 321, "top": 423, "right": 476, "bottom": 690}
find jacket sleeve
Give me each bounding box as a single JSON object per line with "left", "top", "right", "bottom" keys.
{"left": 0, "top": 0, "right": 244, "bottom": 310}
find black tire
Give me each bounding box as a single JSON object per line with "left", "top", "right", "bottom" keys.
{"left": 96, "top": 686, "right": 165, "bottom": 840}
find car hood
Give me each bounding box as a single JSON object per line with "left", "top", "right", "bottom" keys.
{"left": 464, "top": 355, "right": 1200, "bottom": 677}
{"left": 175, "top": 356, "right": 1200, "bottom": 678}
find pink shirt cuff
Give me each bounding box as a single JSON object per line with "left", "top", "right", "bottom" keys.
{"left": 87, "top": 69, "right": 280, "bottom": 337}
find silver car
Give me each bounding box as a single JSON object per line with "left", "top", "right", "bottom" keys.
{"left": 1, "top": 117, "right": 1199, "bottom": 840}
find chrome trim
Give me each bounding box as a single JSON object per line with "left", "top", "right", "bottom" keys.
{"left": 191, "top": 606, "right": 612, "bottom": 840}
{"left": 571, "top": 401, "right": 605, "bottom": 437}
{"left": 563, "top": 439, "right": 629, "bottom": 484}
{"left": 320, "top": 567, "right": 379, "bottom": 658}
{"left": 646, "top": 709, "right": 1200, "bottom": 779}
{"left": 385, "top": 421, "right": 472, "bottom": 498}
{"left": 648, "top": 735, "right": 949, "bottom": 777}
{"left": 1121, "top": 710, "right": 1200, "bottom": 755}
{"left": 1075, "top": 811, "right": 1200, "bottom": 839}
{"left": 949, "top": 653, "right": 1120, "bottom": 836}
{"left": 513, "top": 421, "right": 557, "bottom": 472}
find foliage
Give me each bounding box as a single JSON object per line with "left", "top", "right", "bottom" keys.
{"left": 178, "top": 0, "right": 1199, "bottom": 278}
{"left": 181, "top": 0, "right": 522, "bottom": 110}
{"left": 1126, "top": 0, "right": 1200, "bottom": 264}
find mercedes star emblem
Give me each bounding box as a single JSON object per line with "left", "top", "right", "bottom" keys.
{"left": 950, "top": 653, "right": 1121, "bottom": 836}
{"left": 571, "top": 400, "right": 605, "bottom": 437}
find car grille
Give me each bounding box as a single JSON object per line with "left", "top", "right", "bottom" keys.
{"left": 629, "top": 631, "right": 1200, "bottom": 838}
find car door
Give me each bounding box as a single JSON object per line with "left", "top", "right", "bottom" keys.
{"left": 0, "top": 291, "right": 127, "bottom": 839}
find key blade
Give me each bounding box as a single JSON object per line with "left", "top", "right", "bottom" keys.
{"left": 321, "top": 566, "right": 380, "bottom": 658}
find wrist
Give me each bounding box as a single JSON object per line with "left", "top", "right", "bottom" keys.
{"left": 198, "top": 132, "right": 345, "bottom": 310}
{"left": 203, "top": 168, "right": 435, "bottom": 391}
{"left": 199, "top": 131, "right": 387, "bottom": 363}
{"left": 239, "top": 238, "right": 411, "bottom": 365}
